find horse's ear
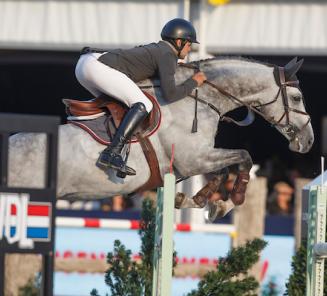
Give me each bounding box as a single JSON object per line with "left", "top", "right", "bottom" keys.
{"left": 285, "top": 58, "right": 304, "bottom": 81}
{"left": 284, "top": 57, "right": 298, "bottom": 69}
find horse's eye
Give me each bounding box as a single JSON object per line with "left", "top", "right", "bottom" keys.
{"left": 292, "top": 95, "right": 302, "bottom": 102}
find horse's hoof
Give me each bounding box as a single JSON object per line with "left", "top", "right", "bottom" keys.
{"left": 207, "top": 199, "right": 235, "bottom": 222}
{"left": 175, "top": 192, "right": 186, "bottom": 209}
{"left": 175, "top": 193, "right": 204, "bottom": 209}
{"left": 207, "top": 200, "right": 225, "bottom": 222}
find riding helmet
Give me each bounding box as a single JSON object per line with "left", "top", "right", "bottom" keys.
{"left": 161, "top": 18, "right": 199, "bottom": 44}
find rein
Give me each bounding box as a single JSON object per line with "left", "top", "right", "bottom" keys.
{"left": 179, "top": 62, "right": 311, "bottom": 141}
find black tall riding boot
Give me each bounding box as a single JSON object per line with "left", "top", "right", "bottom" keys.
{"left": 97, "top": 102, "right": 148, "bottom": 176}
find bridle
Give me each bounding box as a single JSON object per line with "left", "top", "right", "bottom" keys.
{"left": 179, "top": 63, "right": 311, "bottom": 141}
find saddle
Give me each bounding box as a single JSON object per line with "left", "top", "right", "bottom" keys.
{"left": 63, "top": 92, "right": 160, "bottom": 138}
{"left": 63, "top": 91, "right": 163, "bottom": 191}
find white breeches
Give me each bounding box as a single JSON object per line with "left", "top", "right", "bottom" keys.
{"left": 75, "top": 53, "right": 153, "bottom": 112}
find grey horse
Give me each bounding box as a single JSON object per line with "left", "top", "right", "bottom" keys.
{"left": 4, "top": 57, "right": 314, "bottom": 294}
{"left": 8, "top": 57, "right": 313, "bottom": 221}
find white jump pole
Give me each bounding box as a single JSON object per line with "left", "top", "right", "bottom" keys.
{"left": 306, "top": 157, "right": 327, "bottom": 296}
{"left": 152, "top": 173, "right": 176, "bottom": 296}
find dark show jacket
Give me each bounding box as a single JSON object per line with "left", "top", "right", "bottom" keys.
{"left": 97, "top": 41, "right": 197, "bottom": 102}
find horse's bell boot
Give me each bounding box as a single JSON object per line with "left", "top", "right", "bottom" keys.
{"left": 97, "top": 102, "right": 148, "bottom": 176}
{"left": 230, "top": 171, "right": 250, "bottom": 205}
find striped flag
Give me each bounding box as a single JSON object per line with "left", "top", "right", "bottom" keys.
{"left": 9, "top": 202, "right": 52, "bottom": 242}
{"left": 1, "top": 193, "right": 53, "bottom": 248}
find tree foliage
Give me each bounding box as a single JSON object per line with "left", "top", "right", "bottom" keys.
{"left": 18, "top": 273, "right": 41, "bottom": 296}
{"left": 187, "top": 238, "right": 267, "bottom": 296}
{"left": 92, "top": 199, "right": 267, "bottom": 296}
{"left": 92, "top": 198, "right": 160, "bottom": 296}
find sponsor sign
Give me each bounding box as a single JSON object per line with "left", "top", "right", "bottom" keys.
{"left": 0, "top": 193, "right": 52, "bottom": 249}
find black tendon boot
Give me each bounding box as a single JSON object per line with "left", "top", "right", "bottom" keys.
{"left": 97, "top": 102, "right": 148, "bottom": 176}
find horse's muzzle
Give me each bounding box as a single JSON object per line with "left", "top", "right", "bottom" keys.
{"left": 289, "top": 131, "right": 314, "bottom": 154}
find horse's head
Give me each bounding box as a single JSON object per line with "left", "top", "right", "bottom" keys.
{"left": 258, "top": 58, "right": 313, "bottom": 153}
{"left": 176, "top": 57, "right": 314, "bottom": 153}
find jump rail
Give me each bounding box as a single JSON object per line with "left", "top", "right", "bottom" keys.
{"left": 56, "top": 217, "right": 236, "bottom": 235}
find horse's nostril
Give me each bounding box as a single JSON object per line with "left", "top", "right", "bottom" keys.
{"left": 308, "top": 139, "right": 312, "bottom": 145}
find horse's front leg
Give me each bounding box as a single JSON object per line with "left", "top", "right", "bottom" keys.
{"left": 207, "top": 148, "right": 252, "bottom": 204}
{"left": 175, "top": 168, "right": 229, "bottom": 208}
{"left": 175, "top": 148, "right": 253, "bottom": 220}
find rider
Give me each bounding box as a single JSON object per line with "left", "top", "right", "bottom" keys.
{"left": 75, "top": 18, "right": 207, "bottom": 176}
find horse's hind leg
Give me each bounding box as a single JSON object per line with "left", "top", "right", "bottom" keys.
{"left": 175, "top": 168, "right": 229, "bottom": 209}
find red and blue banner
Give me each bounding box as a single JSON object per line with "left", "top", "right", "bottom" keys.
{"left": 9, "top": 202, "right": 52, "bottom": 241}
{"left": 0, "top": 193, "right": 52, "bottom": 248}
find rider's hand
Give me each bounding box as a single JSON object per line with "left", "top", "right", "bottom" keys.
{"left": 192, "top": 72, "right": 207, "bottom": 87}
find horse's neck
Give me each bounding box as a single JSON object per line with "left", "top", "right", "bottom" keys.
{"left": 176, "top": 59, "right": 275, "bottom": 115}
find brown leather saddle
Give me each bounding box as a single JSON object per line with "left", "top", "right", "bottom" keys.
{"left": 62, "top": 91, "right": 163, "bottom": 191}
{"left": 63, "top": 91, "right": 161, "bottom": 139}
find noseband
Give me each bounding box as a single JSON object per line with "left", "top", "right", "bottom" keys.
{"left": 268, "top": 67, "right": 311, "bottom": 141}
{"left": 180, "top": 63, "right": 311, "bottom": 141}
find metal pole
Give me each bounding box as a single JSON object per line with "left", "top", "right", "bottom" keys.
{"left": 0, "top": 133, "right": 8, "bottom": 186}
{"left": 0, "top": 253, "right": 4, "bottom": 296}
{"left": 42, "top": 253, "right": 54, "bottom": 296}
{"left": 0, "top": 133, "right": 8, "bottom": 296}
